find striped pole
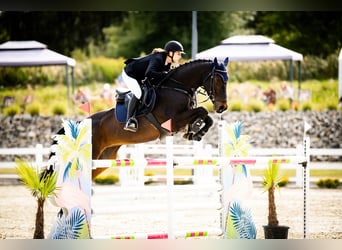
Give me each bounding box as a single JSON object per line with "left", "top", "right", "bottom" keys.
{"left": 110, "top": 229, "right": 222, "bottom": 239}
{"left": 92, "top": 156, "right": 306, "bottom": 169}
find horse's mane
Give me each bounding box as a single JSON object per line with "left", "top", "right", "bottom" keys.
{"left": 171, "top": 59, "right": 212, "bottom": 73}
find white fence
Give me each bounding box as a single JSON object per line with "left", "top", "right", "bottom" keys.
{"left": 1, "top": 143, "right": 341, "bottom": 187}
{"left": 1, "top": 144, "right": 341, "bottom": 170}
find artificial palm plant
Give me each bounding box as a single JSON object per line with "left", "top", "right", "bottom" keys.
{"left": 15, "top": 158, "right": 57, "bottom": 239}
{"left": 263, "top": 161, "right": 282, "bottom": 226}
{"left": 262, "top": 161, "right": 289, "bottom": 238}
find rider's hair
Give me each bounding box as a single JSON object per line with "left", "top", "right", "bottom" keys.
{"left": 152, "top": 48, "right": 166, "bottom": 54}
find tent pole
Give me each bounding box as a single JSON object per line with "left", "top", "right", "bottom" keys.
{"left": 71, "top": 66, "right": 75, "bottom": 96}
{"left": 289, "top": 59, "right": 294, "bottom": 82}
{"left": 297, "top": 61, "right": 302, "bottom": 103}
{"left": 66, "top": 65, "right": 70, "bottom": 100}
{"left": 191, "top": 11, "right": 198, "bottom": 60}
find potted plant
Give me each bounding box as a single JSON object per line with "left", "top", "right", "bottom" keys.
{"left": 15, "top": 158, "right": 57, "bottom": 239}
{"left": 262, "top": 161, "right": 290, "bottom": 239}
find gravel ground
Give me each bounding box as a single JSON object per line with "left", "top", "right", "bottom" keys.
{"left": 0, "top": 184, "right": 341, "bottom": 239}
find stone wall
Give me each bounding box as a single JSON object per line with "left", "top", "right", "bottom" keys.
{"left": 0, "top": 111, "right": 341, "bottom": 161}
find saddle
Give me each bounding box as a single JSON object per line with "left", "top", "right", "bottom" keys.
{"left": 115, "top": 84, "right": 156, "bottom": 123}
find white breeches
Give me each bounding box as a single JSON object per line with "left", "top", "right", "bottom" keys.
{"left": 121, "top": 69, "right": 142, "bottom": 99}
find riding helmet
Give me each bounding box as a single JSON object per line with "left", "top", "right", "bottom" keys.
{"left": 164, "top": 40, "right": 185, "bottom": 54}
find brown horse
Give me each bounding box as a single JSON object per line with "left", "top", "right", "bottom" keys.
{"left": 52, "top": 57, "right": 229, "bottom": 179}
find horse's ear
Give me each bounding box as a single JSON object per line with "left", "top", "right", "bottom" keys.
{"left": 214, "top": 57, "right": 218, "bottom": 65}
{"left": 224, "top": 57, "right": 229, "bottom": 66}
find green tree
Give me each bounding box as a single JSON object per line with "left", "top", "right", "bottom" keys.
{"left": 197, "top": 11, "right": 256, "bottom": 51}
{"left": 102, "top": 11, "right": 255, "bottom": 59}
{"left": 0, "top": 11, "right": 126, "bottom": 56}
{"left": 15, "top": 159, "right": 57, "bottom": 239}
{"left": 247, "top": 11, "right": 342, "bottom": 57}
{"left": 102, "top": 11, "right": 192, "bottom": 58}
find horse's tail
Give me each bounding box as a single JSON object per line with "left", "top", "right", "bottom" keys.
{"left": 39, "top": 127, "right": 65, "bottom": 182}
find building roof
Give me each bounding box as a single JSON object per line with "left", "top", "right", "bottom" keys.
{"left": 196, "top": 35, "right": 303, "bottom": 62}
{"left": 0, "top": 40, "right": 76, "bottom": 67}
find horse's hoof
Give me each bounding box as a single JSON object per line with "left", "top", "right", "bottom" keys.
{"left": 183, "top": 133, "right": 192, "bottom": 140}
{"left": 192, "top": 134, "right": 202, "bottom": 141}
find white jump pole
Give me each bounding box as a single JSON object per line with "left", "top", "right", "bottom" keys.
{"left": 218, "top": 119, "right": 228, "bottom": 239}
{"left": 303, "top": 120, "right": 311, "bottom": 239}
{"left": 166, "top": 135, "right": 174, "bottom": 239}
{"left": 303, "top": 130, "right": 311, "bottom": 239}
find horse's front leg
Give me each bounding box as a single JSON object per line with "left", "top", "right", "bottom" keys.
{"left": 191, "top": 115, "right": 213, "bottom": 141}
{"left": 173, "top": 107, "right": 212, "bottom": 141}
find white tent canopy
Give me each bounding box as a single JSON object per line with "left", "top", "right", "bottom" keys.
{"left": 0, "top": 40, "right": 76, "bottom": 98}
{"left": 196, "top": 35, "right": 303, "bottom": 92}
{"left": 196, "top": 35, "right": 303, "bottom": 62}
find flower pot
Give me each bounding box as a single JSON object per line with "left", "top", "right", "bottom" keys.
{"left": 263, "top": 225, "right": 290, "bottom": 239}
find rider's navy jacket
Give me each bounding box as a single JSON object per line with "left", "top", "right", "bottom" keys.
{"left": 124, "top": 52, "right": 171, "bottom": 84}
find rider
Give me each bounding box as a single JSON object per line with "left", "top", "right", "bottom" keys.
{"left": 121, "top": 40, "right": 185, "bottom": 132}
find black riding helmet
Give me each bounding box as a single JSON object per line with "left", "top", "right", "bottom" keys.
{"left": 164, "top": 40, "right": 185, "bottom": 54}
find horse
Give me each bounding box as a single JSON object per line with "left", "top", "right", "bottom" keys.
{"left": 50, "top": 57, "right": 229, "bottom": 180}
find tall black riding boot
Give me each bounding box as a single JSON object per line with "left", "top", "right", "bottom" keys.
{"left": 124, "top": 95, "right": 139, "bottom": 132}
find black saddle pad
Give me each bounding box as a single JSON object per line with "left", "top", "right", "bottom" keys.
{"left": 115, "top": 88, "right": 156, "bottom": 123}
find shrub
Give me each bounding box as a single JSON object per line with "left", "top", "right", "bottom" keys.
{"left": 25, "top": 102, "right": 41, "bottom": 116}
{"left": 246, "top": 99, "right": 264, "bottom": 112}
{"left": 94, "top": 174, "right": 119, "bottom": 185}
{"left": 89, "top": 57, "right": 124, "bottom": 83}
{"left": 300, "top": 101, "right": 313, "bottom": 111}
{"left": 3, "top": 105, "right": 21, "bottom": 116}
{"left": 51, "top": 103, "right": 67, "bottom": 115}
{"left": 276, "top": 98, "right": 290, "bottom": 111}
{"left": 229, "top": 99, "right": 243, "bottom": 112}
{"left": 326, "top": 101, "right": 338, "bottom": 110}
{"left": 316, "top": 178, "right": 340, "bottom": 189}
{"left": 0, "top": 68, "right": 29, "bottom": 87}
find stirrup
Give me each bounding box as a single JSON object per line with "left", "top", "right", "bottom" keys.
{"left": 124, "top": 118, "right": 138, "bottom": 132}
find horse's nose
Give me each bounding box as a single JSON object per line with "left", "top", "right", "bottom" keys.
{"left": 216, "top": 103, "right": 228, "bottom": 113}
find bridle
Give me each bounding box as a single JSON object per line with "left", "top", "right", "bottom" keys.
{"left": 158, "top": 61, "right": 228, "bottom": 105}
{"left": 200, "top": 64, "right": 228, "bottom": 104}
